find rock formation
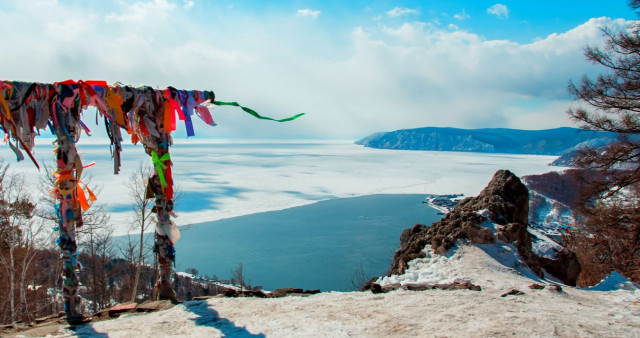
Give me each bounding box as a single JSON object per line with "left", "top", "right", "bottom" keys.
{"left": 383, "top": 169, "right": 581, "bottom": 286}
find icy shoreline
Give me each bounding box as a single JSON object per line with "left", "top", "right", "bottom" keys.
{"left": 54, "top": 244, "right": 640, "bottom": 337}
{"left": 423, "top": 193, "right": 465, "bottom": 213}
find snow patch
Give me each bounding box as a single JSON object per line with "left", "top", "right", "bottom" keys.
{"left": 378, "top": 246, "right": 468, "bottom": 286}
{"left": 476, "top": 209, "right": 499, "bottom": 233}
{"left": 473, "top": 241, "right": 542, "bottom": 281}
{"left": 588, "top": 271, "right": 640, "bottom": 292}
{"left": 527, "top": 227, "right": 562, "bottom": 259}
{"left": 378, "top": 239, "right": 542, "bottom": 288}
{"left": 528, "top": 190, "right": 574, "bottom": 238}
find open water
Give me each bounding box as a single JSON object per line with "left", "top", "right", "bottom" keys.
{"left": 169, "top": 194, "right": 442, "bottom": 292}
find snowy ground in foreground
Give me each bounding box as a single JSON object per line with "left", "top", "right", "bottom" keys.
{"left": 50, "top": 244, "right": 639, "bottom": 337}
{"left": 2, "top": 140, "right": 562, "bottom": 235}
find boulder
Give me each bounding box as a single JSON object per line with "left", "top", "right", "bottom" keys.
{"left": 539, "top": 249, "right": 582, "bottom": 286}
{"left": 108, "top": 302, "right": 137, "bottom": 317}
{"left": 500, "top": 289, "right": 526, "bottom": 297}
{"left": 136, "top": 300, "right": 174, "bottom": 312}
{"left": 270, "top": 288, "right": 306, "bottom": 298}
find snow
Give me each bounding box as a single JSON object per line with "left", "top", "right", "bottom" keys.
{"left": 528, "top": 190, "right": 574, "bottom": 233}
{"left": 528, "top": 227, "right": 563, "bottom": 259}
{"left": 47, "top": 243, "right": 640, "bottom": 337}
{"left": 588, "top": 271, "right": 640, "bottom": 292}
{"left": 1, "top": 141, "right": 560, "bottom": 236}
{"left": 377, "top": 245, "right": 467, "bottom": 286}
{"left": 6, "top": 141, "right": 639, "bottom": 335}
{"left": 378, "top": 240, "right": 543, "bottom": 288}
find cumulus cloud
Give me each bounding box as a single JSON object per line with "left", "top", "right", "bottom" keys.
{"left": 487, "top": 4, "right": 509, "bottom": 18}
{"left": 454, "top": 10, "right": 470, "bottom": 21}
{"left": 387, "top": 7, "right": 419, "bottom": 17}
{"left": 297, "top": 9, "right": 321, "bottom": 19}
{"left": 105, "top": 0, "right": 176, "bottom": 22}
{"left": 0, "top": 0, "right": 630, "bottom": 139}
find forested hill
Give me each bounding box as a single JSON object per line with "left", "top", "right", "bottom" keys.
{"left": 355, "top": 127, "right": 616, "bottom": 155}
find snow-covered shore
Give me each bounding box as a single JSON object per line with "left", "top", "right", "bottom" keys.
{"left": 49, "top": 244, "right": 639, "bottom": 337}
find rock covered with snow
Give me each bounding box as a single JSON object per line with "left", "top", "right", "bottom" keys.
{"left": 380, "top": 169, "right": 582, "bottom": 288}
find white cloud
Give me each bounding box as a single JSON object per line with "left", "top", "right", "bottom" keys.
{"left": 105, "top": 0, "right": 176, "bottom": 22}
{"left": 297, "top": 9, "right": 321, "bottom": 19}
{"left": 487, "top": 4, "right": 509, "bottom": 18}
{"left": 387, "top": 7, "right": 419, "bottom": 17}
{"left": 454, "top": 10, "right": 470, "bottom": 21}
{"left": 448, "top": 23, "right": 460, "bottom": 30}
{"left": 183, "top": 0, "right": 194, "bottom": 9}
{"left": 0, "top": 0, "right": 631, "bottom": 139}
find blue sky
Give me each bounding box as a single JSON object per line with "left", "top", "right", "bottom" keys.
{"left": 0, "top": 0, "right": 637, "bottom": 139}
{"left": 188, "top": 1, "right": 635, "bottom": 42}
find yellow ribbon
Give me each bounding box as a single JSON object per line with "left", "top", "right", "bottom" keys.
{"left": 105, "top": 87, "right": 125, "bottom": 126}
{"left": 0, "top": 87, "right": 13, "bottom": 129}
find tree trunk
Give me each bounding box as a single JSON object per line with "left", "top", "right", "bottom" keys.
{"left": 9, "top": 244, "right": 15, "bottom": 323}
{"left": 131, "top": 220, "right": 145, "bottom": 302}
{"left": 20, "top": 246, "right": 36, "bottom": 323}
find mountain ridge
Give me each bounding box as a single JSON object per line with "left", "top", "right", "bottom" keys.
{"left": 355, "top": 127, "right": 617, "bottom": 155}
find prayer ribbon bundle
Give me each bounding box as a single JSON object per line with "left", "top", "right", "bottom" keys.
{"left": 0, "top": 79, "right": 303, "bottom": 316}
{"left": 0, "top": 79, "right": 304, "bottom": 171}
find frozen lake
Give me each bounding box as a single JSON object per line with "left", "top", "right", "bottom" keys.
{"left": 4, "top": 139, "right": 563, "bottom": 291}
{"left": 3, "top": 139, "right": 560, "bottom": 236}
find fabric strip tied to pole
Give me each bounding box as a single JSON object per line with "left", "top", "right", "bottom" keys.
{"left": 213, "top": 101, "right": 305, "bottom": 122}
{"left": 0, "top": 78, "right": 305, "bottom": 316}
{"left": 151, "top": 150, "right": 171, "bottom": 187}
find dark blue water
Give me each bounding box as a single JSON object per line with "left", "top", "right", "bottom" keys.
{"left": 170, "top": 194, "right": 441, "bottom": 291}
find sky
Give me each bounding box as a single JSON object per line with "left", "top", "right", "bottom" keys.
{"left": 0, "top": 0, "right": 637, "bottom": 140}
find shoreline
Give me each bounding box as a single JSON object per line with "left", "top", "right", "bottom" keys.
{"left": 423, "top": 194, "right": 464, "bottom": 214}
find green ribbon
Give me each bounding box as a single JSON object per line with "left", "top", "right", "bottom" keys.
{"left": 213, "top": 101, "right": 305, "bottom": 122}
{"left": 151, "top": 150, "right": 171, "bottom": 187}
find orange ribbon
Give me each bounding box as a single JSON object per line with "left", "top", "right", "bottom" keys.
{"left": 54, "top": 161, "right": 98, "bottom": 211}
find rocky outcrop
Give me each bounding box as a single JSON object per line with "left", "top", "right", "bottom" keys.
{"left": 384, "top": 169, "right": 582, "bottom": 286}
{"left": 538, "top": 249, "right": 582, "bottom": 286}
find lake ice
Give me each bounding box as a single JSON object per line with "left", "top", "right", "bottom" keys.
{"left": 2, "top": 140, "right": 562, "bottom": 290}
{"left": 2, "top": 139, "right": 560, "bottom": 235}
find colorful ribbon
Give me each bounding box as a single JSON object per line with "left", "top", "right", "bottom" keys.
{"left": 213, "top": 101, "right": 305, "bottom": 122}
{"left": 54, "top": 172, "right": 97, "bottom": 212}
{"left": 151, "top": 150, "right": 171, "bottom": 187}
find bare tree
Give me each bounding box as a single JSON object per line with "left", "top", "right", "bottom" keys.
{"left": 0, "top": 163, "right": 42, "bottom": 323}
{"left": 128, "top": 162, "right": 155, "bottom": 302}
{"left": 38, "top": 163, "right": 109, "bottom": 233}
{"left": 93, "top": 228, "right": 115, "bottom": 309}
{"left": 350, "top": 261, "right": 372, "bottom": 291}
{"left": 128, "top": 161, "right": 185, "bottom": 302}
{"left": 37, "top": 163, "right": 112, "bottom": 312}
{"left": 230, "top": 263, "right": 247, "bottom": 291}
